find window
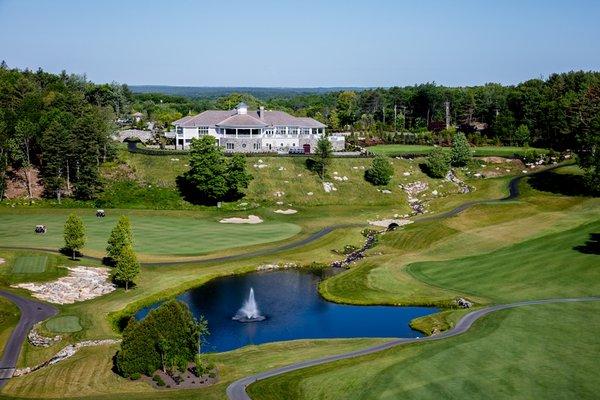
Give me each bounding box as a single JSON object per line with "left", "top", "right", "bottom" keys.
{"left": 226, "top": 143, "right": 234, "bottom": 150}
{"left": 176, "top": 126, "right": 183, "bottom": 134}
{"left": 251, "top": 129, "right": 261, "bottom": 135}
{"left": 289, "top": 127, "right": 299, "bottom": 135}
{"left": 198, "top": 126, "right": 209, "bottom": 135}
{"left": 226, "top": 128, "right": 236, "bottom": 135}
{"left": 253, "top": 142, "right": 260, "bottom": 150}
{"left": 238, "top": 129, "right": 251, "bottom": 135}
{"left": 277, "top": 127, "right": 287, "bottom": 135}
{"left": 242, "top": 143, "right": 247, "bottom": 148}
{"left": 265, "top": 129, "right": 273, "bottom": 135}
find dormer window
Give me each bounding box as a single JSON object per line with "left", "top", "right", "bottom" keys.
{"left": 236, "top": 102, "right": 248, "bottom": 115}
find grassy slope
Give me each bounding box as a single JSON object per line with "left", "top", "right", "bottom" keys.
{"left": 369, "top": 144, "right": 548, "bottom": 157}
{"left": 319, "top": 176, "right": 600, "bottom": 307}
{"left": 247, "top": 302, "right": 600, "bottom": 400}
{"left": 2, "top": 339, "right": 387, "bottom": 399}
{"left": 0, "top": 296, "right": 20, "bottom": 358}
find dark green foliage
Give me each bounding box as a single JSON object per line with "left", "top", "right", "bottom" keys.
{"left": 0, "top": 65, "right": 121, "bottom": 202}
{"left": 177, "top": 136, "right": 252, "bottom": 204}
{"left": 111, "top": 244, "right": 139, "bottom": 290}
{"left": 425, "top": 147, "right": 450, "bottom": 178}
{"left": 450, "top": 132, "right": 472, "bottom": 167}
{"left": 115, "top": 300, "right": 208, "bottom": 377}
{"left": 63, "top": 213, "right": 86, "bottom": 259}
{"left": 575, "top": 83, "right": 600, "bottom": 194}
{"left": 307, "top": 135, "right": 333, "bottom": 178}
{"left": 152, "top": 374, "right": 165, "bottom": 386}
{"left": 106, "top": 215, "right": 133, "bottom": 262}
{"left": 364, "top": 155, "right": 394, "bottom": 185}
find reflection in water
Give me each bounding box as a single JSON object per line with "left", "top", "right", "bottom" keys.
{"left": 136, "top": 270, "right": 437, "bottom": 352}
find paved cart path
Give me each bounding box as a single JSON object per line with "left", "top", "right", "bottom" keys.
{"left": 226, "top": 296, "right": 600, "bottom": 400}
{"left": 0, "top": 290, "right": 57, "bottom": 388}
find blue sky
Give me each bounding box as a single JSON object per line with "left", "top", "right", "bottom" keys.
{"left": 0, "top": 0, "right": 599, "bottom": 87}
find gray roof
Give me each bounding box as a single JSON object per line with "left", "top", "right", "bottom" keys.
{"left": 216, "top": 113, "right": 267, "bottom": 128}
{"left": 173, "top": 109, "right": 326, "bottom": 129}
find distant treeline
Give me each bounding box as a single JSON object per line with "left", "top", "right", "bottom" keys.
{"left": 132, "top": 71, "right": 600, "bottom": 152}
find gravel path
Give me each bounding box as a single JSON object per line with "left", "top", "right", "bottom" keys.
{"left": 226, "top": 297, "right": 600, "bottom": 400}
{"left": 0, "top": 290, "right": 57, "bottom": 387}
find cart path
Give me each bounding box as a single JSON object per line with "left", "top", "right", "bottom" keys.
{"left": 0, "top": 290, "right": 57, "bottom": 388}
{"left": 226, "top": 296, "right": 600, "bottom": 400}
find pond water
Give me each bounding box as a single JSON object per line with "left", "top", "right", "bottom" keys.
{"left": 136, "top": 269, "right": 438, "bottom": 352}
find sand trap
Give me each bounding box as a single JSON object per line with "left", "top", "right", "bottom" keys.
{"left": 368, "top": 219, "right": 414, "bottom": 228}
{"left": 0, "top": 258, "right": 5, "bottom": 265}
{"left": 12, "top": 266, "right": 115, "bottom": 304}
{"left": 274, "top": 209, "right": 297, "bottom": 215}
{"left": 219, "top": 215, "right": 263, "bottom": 224}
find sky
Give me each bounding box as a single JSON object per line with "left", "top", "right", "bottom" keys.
{"left": 0, "top": 0, "right": 599, "bottom": 87}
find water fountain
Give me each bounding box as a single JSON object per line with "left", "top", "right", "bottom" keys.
{"left": 232, "top": 287, "right": 266, "bottom": 322}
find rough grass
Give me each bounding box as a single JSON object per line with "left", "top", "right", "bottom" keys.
{"left": 2, "top": 339, "right": 387, "bottom": 399}
{"left": 45, "top": 316, "right": 82, "bottom": 333}
{"left": 0, "top": 296, "right": 20, "bottom": 358}
{"left": 247, "top": 302, "right": 600, "bottom": 400}
{"left": 11, "top": 255, "right": 48, "bottom": 273}
{"left": 369, "top": 144, "right": 548, "bottom": 157}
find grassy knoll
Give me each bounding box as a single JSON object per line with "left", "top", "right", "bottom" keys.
{"left": 320, "top": 171, "right": 600, "bottom": 307}
{"left": 247, "top": 301, "right": 600, "bottom": 400}
{"left": 0, "top": 296, "right": 20, "bottom": 358}
{"left": 369, "top": 144, "right": 548, "bottom": 157}
{"left": 0, "top": 209, "right": 301, "bottom": 260}
{"left": 2, "top": 339, "right": 386, "bottom": 399}
{"left": 408, "top": 219, "right": 600, "bottom": 302}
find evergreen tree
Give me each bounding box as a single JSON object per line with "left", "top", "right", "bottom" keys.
{"left": 308, "top": 135, "right": 333, "bottom": 178}
{"left": 106, "top": 215, "right": 133, "bottom": 262}
{"left": 177, "top": 136, "right": 228, "bottom": 204}
{"left": 514, "top": 124, "right": 531, "bottom": 146}
{"left": 225, "top": 154, "right": 253, "bottom": 199}
{"left": 365, "top": 155, "right": 394, "bottom": 185}
{"left": 112, "top": 244, "right": 140, "bottom": 290}
{"left": 450, "top": 132, "right": 472, "bottom": 167}
{"left": 64, "top": 213, "right": 86, "bottom": 259}
{"left": 426, "top": 147, "right": 450, "bottom": 178}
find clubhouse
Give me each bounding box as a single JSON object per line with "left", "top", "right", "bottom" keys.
{"left": 167, "top": 103, "right": 344, "bottom": 153}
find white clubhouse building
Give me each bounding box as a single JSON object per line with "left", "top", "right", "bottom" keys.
{"left": 167, "top": 103, "right": 343, "bottom": 153}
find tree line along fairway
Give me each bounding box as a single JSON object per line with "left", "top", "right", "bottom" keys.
{"left": 0, "top": 211, "right": 301, "bottom": 259}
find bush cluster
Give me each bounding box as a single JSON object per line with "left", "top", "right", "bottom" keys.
{"left": 115, "top": 300, "right": 208, "bottom": 377}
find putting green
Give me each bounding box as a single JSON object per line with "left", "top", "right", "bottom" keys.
{"left": 12, "top": 255, "right": 48, "bottom": 273}
{"left": 45, "top": 316, "right": 82, "bottom": 333}
{"left": 0, "top": 211, "right": 301, "bottom": 257}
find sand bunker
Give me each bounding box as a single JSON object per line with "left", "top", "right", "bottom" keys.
{"left": 274, "top": 209, "right": 297, "bottom": 215}
{"left": 368, "top": 219, "right": 414, "bottom": 228}
{"left": 12, "top": 266, "right": 115, "bottom": 304}
{"left": 0, "top": 258, "right": 5, "bottom": 265}
{"left": 219, "top": 215, "right": 263, "bottom": 224}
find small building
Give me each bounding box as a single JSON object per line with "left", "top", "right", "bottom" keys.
{"left": 166, "top": 103, "right": 344, "bottom": 153}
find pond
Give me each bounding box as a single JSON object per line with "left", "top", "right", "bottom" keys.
{"left": 136, "top": 269, "right": 438, "bottom": 352}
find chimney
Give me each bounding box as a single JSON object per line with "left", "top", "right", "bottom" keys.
{"left": 259, "top": 106, "right": 265, "bottom": 120}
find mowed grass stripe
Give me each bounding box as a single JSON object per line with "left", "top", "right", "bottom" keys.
{"left": 248, "top": 302, "right": 600, "bottom": 400}
{"left": 12, "top": 255, "right": 48, "bottom": 273}
{"left": 0, "top": 212, "right": 301, "bottom": 257}
{"left": 408, "top": 220, "right": 600, "bottom": 302}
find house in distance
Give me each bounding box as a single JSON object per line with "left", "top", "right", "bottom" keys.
{"left": 167, "top": 102, "right": 344, "bottom": 153}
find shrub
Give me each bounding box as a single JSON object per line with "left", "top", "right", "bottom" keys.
{"left": 364, "top": 155, "right": 394, "bottom": 185}
{"left": 115, "top": 300, "right": 209, "bottom": 377}
{"left": 129, "top": 372, "right": 141, "bottom": 380}
{"left": 361, "top": 228, "right": 379, "bottom": 237}
{"left": 152, "top": 374, "right": 165, "bottom": 386}
{"left": 425, "top": 147, "right": 450, "bottom": 178}
{"left": 450, "top": 132, "right": 472, "bottom": 167}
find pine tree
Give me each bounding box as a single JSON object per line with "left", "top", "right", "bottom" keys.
{"left": 64, "top": 213, "right": 86, "bottom": 259}
{"left": 106, "top": 216, "right": 133, "bottom": 262}
{"left": 450, "top": 132, "right": 472, "bottom": 167}
{"left": 365, "top": 155, "right": 394, "bottom": 185}
{"left": 314, "top": 135, "right": 333, "bottom": 178}
{"left": 112, "top": 244, "right": 140, "bottom": 291}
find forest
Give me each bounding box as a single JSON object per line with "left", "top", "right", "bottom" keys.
{"left": 1, "top": 63, "right": 599, "bottom": 201}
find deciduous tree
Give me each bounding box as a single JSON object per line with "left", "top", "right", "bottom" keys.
{"left": 63, "top": 213, "right": 86, "bottom": 259}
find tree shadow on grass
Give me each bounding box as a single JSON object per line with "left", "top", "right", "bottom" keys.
{"left": 528, "top": 171, "right": 592, "bottom": 197}
{"left": 573, "top": 233, "right": 600, "bottom": 255}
